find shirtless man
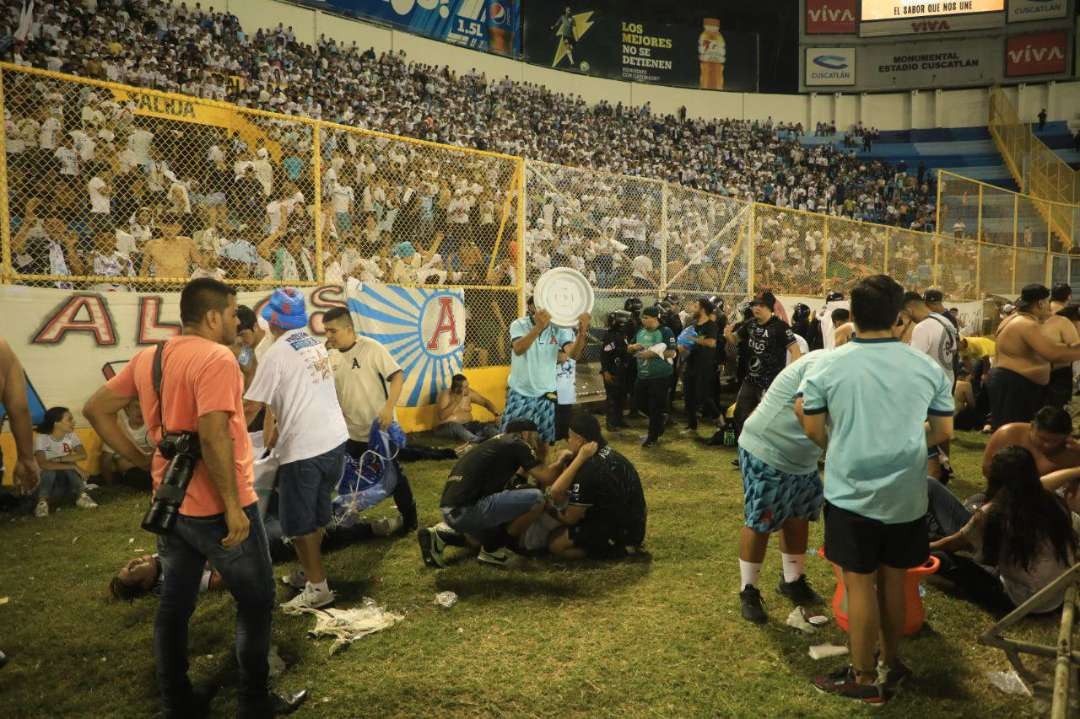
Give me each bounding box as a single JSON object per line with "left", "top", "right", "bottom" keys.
{"left": 1051, "top": 282, "right": 1072, "bottom": 313}
{"left": 1043, "top": 296, "right": 1080, "bottom": 409}
{"left": 987, "top": 284, "right": 1080, "bottom": 429}
{"left": 0, "top": 338, "right": 40, "bottom": 670}
{"left": 981, "top": 406, "right": 1080, "bottom": 480}
{"left": 140, "top": 214, "right": 200, "bottom": 278}
{"left": 435, "top": 373, "right": 502, "bottom": 446}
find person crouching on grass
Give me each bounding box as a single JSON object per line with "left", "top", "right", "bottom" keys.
{"left": 735, "top": 351, "right": 827, "bottom": 624}
{"left": 417, "top": 419, "right": 567, "bottom": 568}
{"left": 797, "top": 274, "right": 954, "bottom": 705}
{"left": 546, "top": 413, "right": 647, "bottom": 560}
{"left": 33, "top": 406, "right": 97, "bottom": 517}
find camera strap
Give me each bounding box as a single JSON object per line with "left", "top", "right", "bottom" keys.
{"left": 152, "top": 340, "right": 169, "bottom": 437}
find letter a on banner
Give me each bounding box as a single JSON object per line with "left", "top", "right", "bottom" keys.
{"left": 345, "top": 280, "right": 465, "bottom": 407}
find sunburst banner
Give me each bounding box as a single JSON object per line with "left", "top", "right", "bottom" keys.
{"left": 345, "top": 279, "right": 466, "bottom": 407}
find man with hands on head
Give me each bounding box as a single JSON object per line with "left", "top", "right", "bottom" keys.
{"left": 83, "top": 278, "right": 306, "bottom": 719}
{"left": 504, "top": 296, "right": 590, "bottom": 443}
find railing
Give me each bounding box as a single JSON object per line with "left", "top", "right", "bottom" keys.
{"left": 988, "top": 87, "right": 1079, "bottom": 250}
{"left": 0, "top": 62, "right": 1072, "bottom": 330}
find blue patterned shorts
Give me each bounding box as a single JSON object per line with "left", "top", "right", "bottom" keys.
{"left": 739, "top": 447, "right": 824, "bottom": 533}
{"left": 501, "top": 390, "right": 556, "bottom": 443}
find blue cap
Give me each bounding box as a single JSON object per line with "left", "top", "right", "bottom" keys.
{"left": 261, "top": 287, "right": 308, "bottom": 330}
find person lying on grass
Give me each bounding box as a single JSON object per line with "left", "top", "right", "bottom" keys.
{"left": 929, "top": 446, "right": 1080, "bottom": 614}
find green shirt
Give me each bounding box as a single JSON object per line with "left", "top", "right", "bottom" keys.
{"left": 635, "top": 326, "right": 675, "bottom": 379}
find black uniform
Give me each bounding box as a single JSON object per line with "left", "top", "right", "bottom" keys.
{"left": 600, "top": 327, "right": 631, "bottom": 428}
{"left": 683, "top": 318, "right": 720, "bottom": 430}
{"left": 566, "top": 445, "right": 647, "bottom": 557}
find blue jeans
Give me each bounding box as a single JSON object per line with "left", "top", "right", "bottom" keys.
{"left": 434, "top": 421, "right": 499, "bottom": 444}
{"left": 36, "top": 469, "right": 86, "bottom": 501}
{"left": 926, "top": 477, "right": 973, "bottom": 539}
{"left": 155, "top": 503, "right": 275, "bottom": 718}
{"left": 442, "top": 488, "right": 544, "bottom": 542}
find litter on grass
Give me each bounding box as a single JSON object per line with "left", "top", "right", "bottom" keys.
{"left": 986, "top": 670, "right": 1032, "bottom": 696}
{"left": 301, "top": 598, "right": 403, "bottom": 654}
{"left": 435, "top": 591, "right": 458, "bottom": 609}
{"left": 808, "top": 644, "right": 849, "bottom": 660}
{"left": 786, "top": 607, "right": 817, "bottom": 634}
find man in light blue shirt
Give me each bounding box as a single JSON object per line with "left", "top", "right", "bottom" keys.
{"left": 797, "top": 274, "right": 953, "bottom": 705}
{"left": 735, "top": 350, "right": 826, "bottom": 625}
{"left": 503, "top": 297, "right": 589, "bottom": 443}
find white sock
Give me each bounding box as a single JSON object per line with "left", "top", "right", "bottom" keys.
{"left": 739, "top": 560, "right": 762, "bottom": 591}
{"left": 781, "top": 553, "right": 806, "bottom": 583}
{"left": 308, "top": 579, "right": 329, "bottom": 594}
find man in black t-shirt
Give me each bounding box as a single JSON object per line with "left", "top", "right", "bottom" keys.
{"left": 418, "top": 419, "right": 565, "bottom": 569}
{"left": 725, "top": 291, "right": 801, "bottom": 436}
{"left": 548, "top": 414, "right": 647, "bottom": 559}
{"left": 681, "top": 297, "right": 721, "bottom": 434}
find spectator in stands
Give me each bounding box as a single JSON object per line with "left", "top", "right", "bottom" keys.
{"left": 33, "top": 406, "right": 98, "bottom": 517}
{"left": 435, "top": 373, "right": 502, "bottom": 446}
{"left": 140, "top": 214, "right": 200, "bottom": 278}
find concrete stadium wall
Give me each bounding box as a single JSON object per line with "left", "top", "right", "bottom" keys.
{"left": 201, "top": 0, "right": 1080, "bottom": 131}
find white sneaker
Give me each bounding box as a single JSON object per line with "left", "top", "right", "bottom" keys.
{"left": 76, "top": 493, "right": 98, "bottom": 509}
{"left": 34, "top": 499, "right": 49, "bottom": 518}
{"left": 371, "top": 515, "right": 404, "bottom": 537}
{"left": 280, "top": 568, "right": 307, "bottom": 590}
{"left": 478, "top": 547, "right": 520, "bottom": 568}
{"left": 280, "top": 584, "right": 335, "bottom": 614}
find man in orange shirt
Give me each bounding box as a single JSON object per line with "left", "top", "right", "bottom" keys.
{"left": 84, "top": 278, "right": 306, "bottom": 718}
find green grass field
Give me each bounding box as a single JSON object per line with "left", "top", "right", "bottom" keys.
{"left": 0, "top": 426, "right": 1060, "bottom": 718}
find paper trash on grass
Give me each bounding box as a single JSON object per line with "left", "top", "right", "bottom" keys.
{"left": 297, "top": 598, "right": 403, "bottom": 655}
{"left": 987, "top": 670, "right": 1032, "bottom": 696}
{"left": 786, "top": 607, "right": 817, "bottom": 634}
{"left": 435, "top": 591, "right": 458, "bottom": 609}
{"left": 808, "top": 644, "right": 849, "bottom": 660}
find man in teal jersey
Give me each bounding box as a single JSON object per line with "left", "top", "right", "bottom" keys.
{"left": 628, "top": 306, "right": 675, "bottom": 447}
{"left": 797, "top": 275, "right": 953, "bottom": 705}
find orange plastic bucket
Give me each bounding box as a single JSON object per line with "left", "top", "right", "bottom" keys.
{"left": 817, "top": 547, "right": 940, "bottom": 636}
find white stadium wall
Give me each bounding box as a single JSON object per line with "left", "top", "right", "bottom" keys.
{"left": 170, "top": 0, "right": 1080, "bottom": 130}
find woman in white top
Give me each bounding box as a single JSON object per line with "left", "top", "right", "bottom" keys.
{"left": 32, "top": 407, "right": 97, "bottom": 517}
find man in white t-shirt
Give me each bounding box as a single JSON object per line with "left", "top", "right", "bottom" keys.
{"left": 322, "top": 306, "right": 417, "bottom": 532}
{"left": 903, "top": 291, "right": 957, "bottom": 385}
{"left": 244, "top": 289, "right": 349, "bottom": 612}
{"left": 817, "top": 291, "right": 849, "bottom": 351}
{"left": 88, "top": 170, "right": 112, "bottom": 217}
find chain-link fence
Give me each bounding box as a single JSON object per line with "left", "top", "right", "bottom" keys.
{"left": 0, "top": 63, "right": 1075, "bottom": 361}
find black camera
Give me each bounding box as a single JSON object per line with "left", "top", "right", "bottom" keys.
{"left": 141, "top": 431, "right": 201, "bottom": 535}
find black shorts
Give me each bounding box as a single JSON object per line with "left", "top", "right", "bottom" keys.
{"left": 824, "top": 502, "right": 929, "bottom": 574}
{"left": 568, "top": 519, "right": 632, "bottom": 559}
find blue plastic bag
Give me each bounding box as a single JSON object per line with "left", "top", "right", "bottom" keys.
{"left": 333, "top": 420, "right": 406, "bottom": 515}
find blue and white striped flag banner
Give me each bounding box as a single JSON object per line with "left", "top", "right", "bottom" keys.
{"left": 345, "top": 279, "right": 466, "bottom": 406}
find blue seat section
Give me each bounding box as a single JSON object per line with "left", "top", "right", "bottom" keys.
{"left": 1033, "top": 120, "right": 1080, "bottom": 169}
{"left": 800, "top": 126, "right": 1015, "bottom": 190}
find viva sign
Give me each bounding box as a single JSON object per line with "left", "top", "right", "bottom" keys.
{"left": 805, "top": 0, "right": 856, "bottom": 34}
{"left": 1006, "top": 31, "right": 1068, "bottom": 77}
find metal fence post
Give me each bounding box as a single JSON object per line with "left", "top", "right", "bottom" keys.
{"left": 1012, "top": 194, "right": 1020, "bottom": 295}
{"left": 0, "top": 68, "right": 10, "bottom": 285}
{"left": 312, "top": 123, "right": 323, "bottom": 283}
{"left": 517, "top": 158, "right": 527, "bottom": 316}
{"left": 660, "top": 180, "right": 669, "bottom": 294}
{"left": 747, "top": 203, "right": 757, "bottom": 296}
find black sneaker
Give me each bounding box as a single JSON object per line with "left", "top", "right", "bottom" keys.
{"left": 778, "top": 574, "right": 823, "bottom": 606}
{"left": 417, "top": 527, "right": 447, "bottom": 569}
{"left": 878, "top": 659, "right": 913, "bottom": 695}
{"left": 812, "top": 665, "right": 886, "bottom": 705}
{"left": 739, "top": 584, "right": 768, "bottom": 624}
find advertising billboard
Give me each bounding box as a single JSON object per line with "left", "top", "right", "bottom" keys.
{"left": 522, "top": 3, "right": 759, "bottom": 91}
{"left": 1007, "top": 0, "right": 1069, "bottom": 23}
{"left": 805, "top": 0, "right": 857, "bottom": 34}
{"left": 805, "top": 47, "right": 857, "bottom": 84}
{"left": 309, "top": 0, "right": 520, "bottom": 55}
{"left": 856, "top": 36, "right": 1000, "bottom": 89}
{"left": 860, "top": 0, "right": 1005, "bottom": 22}
{"left": 1005, "top": 30, "right": 1069, "bottom": 76}
{"left": 859, "top": 11, "right": 1006, "bottom": 36}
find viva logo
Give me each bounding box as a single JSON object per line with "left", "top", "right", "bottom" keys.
{"left": 1009, "top": 45, "right": 1065, "bottom": 64}
{"left": 911, "top": 20, "right": 950, "bottom": 32}
{"left": 808, "top": 6, "right": 855, "bottom": 23}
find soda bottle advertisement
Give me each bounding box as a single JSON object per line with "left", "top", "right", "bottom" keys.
{"left": 306, "top": 0, "right": 520, "bottom": 56}
{"left": 522, "top": 2, "right": 760, "bottom": 92}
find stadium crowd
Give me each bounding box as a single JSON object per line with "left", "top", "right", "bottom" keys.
{"left": 1, "top": 0, "right": 937, "bottom": 287}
